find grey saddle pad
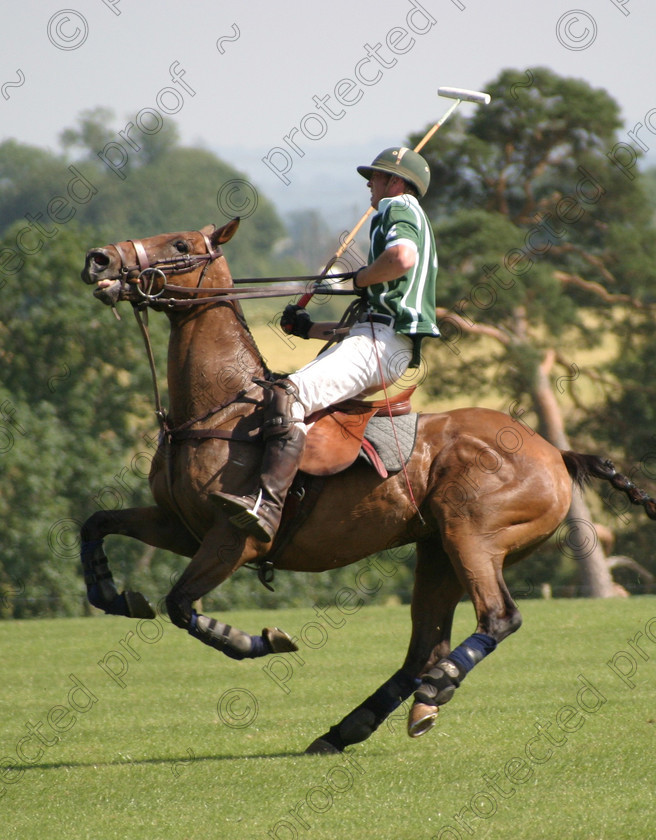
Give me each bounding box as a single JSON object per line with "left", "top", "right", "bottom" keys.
{"left": 359, "top": 413, "right": 419, "bottom": 473}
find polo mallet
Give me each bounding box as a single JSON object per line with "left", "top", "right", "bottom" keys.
{"left": 291, "top": 86, "right": 491, "bottom": 314}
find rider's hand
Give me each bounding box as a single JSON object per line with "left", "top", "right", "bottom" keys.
{"left": 352, "top": 266, "right": 368, "bottom": 295}
{"left": 280, "top": 304, "right": 313, "bottom": 339}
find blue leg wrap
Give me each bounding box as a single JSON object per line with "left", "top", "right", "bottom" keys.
{"left": 188, "top": 612, "right": 270, "bottom": 660}
{"left": 447, "top": 632, "right": 497, "bottom": 675}
{"left": 81, "top": 540, "right": 155, "bottom": 618}
{"left": 414, "top": 634, "right": 499, "bottom": 711}
{"left": 80, "top": 539, "right": 104, "bottom": 560}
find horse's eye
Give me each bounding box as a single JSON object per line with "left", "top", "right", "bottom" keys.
{"left": 175, "top": 240, "right": 189, "bottom": 254}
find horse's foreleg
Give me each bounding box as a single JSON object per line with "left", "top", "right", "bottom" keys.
{"left": 306, "top": 539, "right": 463, "bottom": 754}
{"left": 80, "top": 506, "right": 199, "bottom": 618}
{"left": 408, "top": 535, "right": 521, "bottom": 737}
{"left": 165, "top": 522, "right": 297, "bottom": 660}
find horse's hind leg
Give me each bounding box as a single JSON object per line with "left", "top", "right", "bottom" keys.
{"left": 408, "top": 532, "right": 521, "bottom": 737}
{"left": 306, "top": 538, "right": 464, "bottom": 754}
{"left": 80, "top": 505, "right": 199, "bottom": 618}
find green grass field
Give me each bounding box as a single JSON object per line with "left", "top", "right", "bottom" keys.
{"left": 1, "top": 598, "right": 655, "bottom": 839}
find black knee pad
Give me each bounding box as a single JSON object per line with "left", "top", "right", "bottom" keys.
{"left": 415, "top": 659, "right": 466, "bottom": 707}
{"left": 262, "top": 379, "right": 301, "bottom": 439}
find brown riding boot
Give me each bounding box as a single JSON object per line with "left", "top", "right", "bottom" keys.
{"left": 212, "top": 380, "right": 306, "bottom": 543}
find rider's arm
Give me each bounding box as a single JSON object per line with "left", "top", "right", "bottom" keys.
{"left": 354, "top": 243, "right": 417, "bottom": 289}
{"left": 303, "top": 244, "right": 416, "bottom": 338}
{"left": 307, "top": 322, "right": 340, "bottom": 339}
{"left": 281, "top": 242, "right": 416, "bottom": 340}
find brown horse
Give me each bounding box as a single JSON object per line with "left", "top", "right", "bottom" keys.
{"left": 80, "top": 220, "right": 656, "bottom": 753}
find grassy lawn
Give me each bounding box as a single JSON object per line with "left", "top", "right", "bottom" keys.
{"left": 1, "top": 598, "right": 655, "bottom": 839}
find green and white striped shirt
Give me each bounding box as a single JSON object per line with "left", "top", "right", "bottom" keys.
{"left": 365, "top": 194, "right": 440, "bottom": 342}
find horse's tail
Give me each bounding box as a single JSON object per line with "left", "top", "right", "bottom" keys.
{"left": 560, "top": 450, "right": 656, "bottom": 521}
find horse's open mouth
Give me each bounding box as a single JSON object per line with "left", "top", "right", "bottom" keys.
{"left": 93, "top": 279, "right": 123, "bottom": 306}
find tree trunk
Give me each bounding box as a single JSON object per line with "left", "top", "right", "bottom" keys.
{"left": 532, "top": 350, "right": 617, "bottom": 598}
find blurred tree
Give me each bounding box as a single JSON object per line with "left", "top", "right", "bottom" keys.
{"left": 2, "top": 109, "right": 301, "bottom": 280}
{"left": 59, "top": 107, "right": 119, "bottom": 160}
{"left": 0, "top": 223, "right": 171, "bottom": 615}
{"left": 640, "top": 165, "right": 656, "bottom": 229}
{"left": 0, "top": 111, "right": 304, "bottom": 617}
{"left": 0, "top": 139, "right": 70, "bottom": 234}
{"left": 414, "top": 67, "right": 656, "bottom": 596}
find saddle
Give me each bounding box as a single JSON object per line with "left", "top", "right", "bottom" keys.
{"left": 300, "top": 386, "right": 416, "bottom": 477}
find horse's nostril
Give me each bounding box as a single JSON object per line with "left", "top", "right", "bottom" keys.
{"left": 89, "top": 250, "right": 110, "bottom": 268}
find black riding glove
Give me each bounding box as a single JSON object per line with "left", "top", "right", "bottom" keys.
{"left": 280, "top": 304, "right": 313, "bottom": 338}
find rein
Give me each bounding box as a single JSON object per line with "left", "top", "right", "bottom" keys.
{"left": 118, "top": 230, "right": 354, "bottom": 431}
{"left": 123, "top": 230, "right": 350, "bottom": 435}
{"left": 148, "top": 283, "right": 354, "bottom": 308}
{"left": 131, "top": 303, "right": 262, "bottom": 440}
{"left": 109, "top": 231, "right": 355, "bottom": 307}
{"left": 115, "top": 231, "right": 356, "bottom": 551}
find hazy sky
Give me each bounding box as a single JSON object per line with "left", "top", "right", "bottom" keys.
{"left": 3, "top": 0, "right": 655, "bottom": 225}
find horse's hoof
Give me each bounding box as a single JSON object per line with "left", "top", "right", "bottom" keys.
{"left": 263, "top": 627, "right": 298, "bottom": 653}
{"left": 407, "top": 702, "right": 439, "bottom": 738}
{"left": 305, "top": 738, "right": 342, "bottom": 755}
{"left": 124, "top": 591, "right": 157, "bottom": 619}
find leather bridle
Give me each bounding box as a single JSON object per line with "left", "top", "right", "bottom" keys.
{"left": 105, "top": 231, "right": 354, "bottom": 308}
{"left": 112, "top": 230, "right": 221, "bottom": 276}
{"left": 108, "top": 230, "right": 225, "bottom": 304}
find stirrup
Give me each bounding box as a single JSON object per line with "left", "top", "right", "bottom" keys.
{"left": 214, "top": 490, "right": 273, "bottom": 543}
{"left": 229, "top": 513, "right": 272, "bottom": 543}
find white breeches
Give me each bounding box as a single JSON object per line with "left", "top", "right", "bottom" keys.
{"left": 287, "top": 322, "right": 413, "bottom": 420}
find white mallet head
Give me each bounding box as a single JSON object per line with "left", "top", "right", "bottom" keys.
{"left": 438, "top": 87, "right": 492, "bottom": 105}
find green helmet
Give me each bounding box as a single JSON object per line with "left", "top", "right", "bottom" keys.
{"left": 357, "top": 147, "right": 430, "bottom": 198}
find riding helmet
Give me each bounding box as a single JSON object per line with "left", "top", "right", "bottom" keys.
{"left": 357, "top": 147, "right": 431, "bottom": 197}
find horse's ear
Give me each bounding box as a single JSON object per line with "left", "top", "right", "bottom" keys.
{"left": 208, "top": 217, "right": 240, "bottom": 247}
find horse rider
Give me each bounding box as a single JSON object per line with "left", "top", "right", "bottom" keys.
{"left": 214, "top": 147, "right": 440, "bottom": 543}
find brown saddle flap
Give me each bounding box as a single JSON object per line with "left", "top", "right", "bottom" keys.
{"left": 300, "top": 386, "right": 416, "bottom": 477}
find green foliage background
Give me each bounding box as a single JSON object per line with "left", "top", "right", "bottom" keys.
{"left": 2, "top": 71, "right": 656, "bottom": 617}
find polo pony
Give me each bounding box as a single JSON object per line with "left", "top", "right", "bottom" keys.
{"left": 79, "top": 220, "right": 655, "bottom": 753}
